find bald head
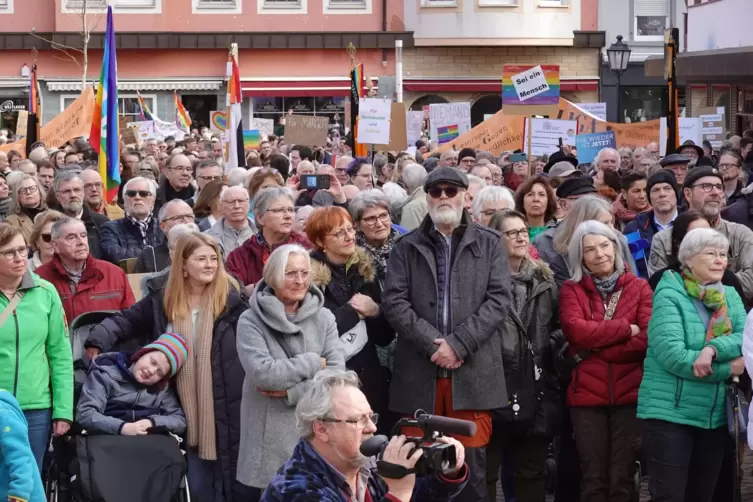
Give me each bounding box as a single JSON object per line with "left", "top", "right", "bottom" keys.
{"left": 80, "top": 169, "right": 105, "bottom": 209}
{"left": 439, "top": 150, "right": 458, "bottom": 168}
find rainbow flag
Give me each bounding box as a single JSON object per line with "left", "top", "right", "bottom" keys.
{"left": 437, "top": 124, "right": 459, "bottom": 144}
{"left": 350, "top": 63, "right": 367, "bottom": 157}
{"left": 89, "top": 6, "right": 120, "bottom": 203}
{"left": 174, "top": 91, "right": 192, "bottom": 131}
{"left": 242, "top": 130, "right": 261, "bottom": 151}
{"left": 502, "top": 64, "right": 561, "bottom": 107}
{"left": 137, "top": 91, "right": 155, "bottom": 121}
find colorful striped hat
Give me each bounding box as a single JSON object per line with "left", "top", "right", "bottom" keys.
{"left": 132, "top": 333, "right": 188, "bottom": 378}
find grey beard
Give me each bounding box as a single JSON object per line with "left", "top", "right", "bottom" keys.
{"left": 430, "top": 205, "right": 463, "bottom": 227}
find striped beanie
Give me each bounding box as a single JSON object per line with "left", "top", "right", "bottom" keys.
{"left": 132, "top": 333, "right": 188, "bottom": 378}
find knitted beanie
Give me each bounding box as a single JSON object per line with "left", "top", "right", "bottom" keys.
{"left": 132, "top": 333, "right": 188, "bottom": 378}
{"left": 646, "top": 169, "right": 680, "bottom": 205}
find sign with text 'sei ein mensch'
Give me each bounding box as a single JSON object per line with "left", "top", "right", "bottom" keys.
{"left": 502, "top": 64, "right": 561, "bottom": 116}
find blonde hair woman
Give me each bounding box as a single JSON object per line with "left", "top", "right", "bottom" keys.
{"left": 4, "top": 174, "right": 47, "bottom": 244}
{"left": 85, "top": 232, "right": 248, "bottom": 501}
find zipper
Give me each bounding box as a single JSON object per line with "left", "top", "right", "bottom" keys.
{"left": 607, "top": 363, "right": 614, "bottom": 405}
{"left": 709, "top": 384, "right": 720, "bottom": 429}
{"left": 572, "top": 366, "right": 580, "bottom": 392}
{"left": 674, "top": 379, "right": 683, "bottom": 408}
{"left": 12, "top": 311, "right": 19, "bottom": 396}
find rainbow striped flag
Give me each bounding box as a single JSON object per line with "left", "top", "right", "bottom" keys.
{"left": 174, "top": 91, "right": 192, "bottom": 131}
{"left": 137, "top": 91, "right": 155, "bottom": 121}
{"left": 89, "top": 6, "right": 120, "bottom": 203}
{"left": 437, "top": 124, "right": 459, "bottom": 144}
{"left": 242, "top": 130, "right": 261, "bottom": 150}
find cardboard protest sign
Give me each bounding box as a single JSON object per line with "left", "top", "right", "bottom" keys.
{"left": 502, "top": 64, "right": 560, "bottom": 116}
{"left": 575, "top": 131, "right": 618, "bottom": 164}
{"left": 357, "top": 98, "right": 392, "bottom": 145}
{"left": 252, "top": 118, "right": 274, "bottom": 137}
{"left": 243, "top": 130, "right": 261, "bottom": 150}
{"left": 437, "top": 113, "right": 525, "bottom": 155}
{"left": 523, "top": 118, "right": 578, "bottom": 157}
{"left": 121, "top": 127, "right": 138, "bottom": 145}
{"left": 128, "top": 120, "right": 157, "bottom": 141}
{"left": 697, "top": 107, "right": 726, "bottom": 149}
{"left": 430, "top": 103, "right": 471, "bottom": 145}
{"left": 15, "top": 111, "right": 28, "bottom": 139}
{"left": 406, "top": 111, "right": 424, "bottom": 148}
{"left": 284, "top": 115, "right": 329, "bottom": 146}
{"left": 578, "top": 103, "right": 607, "bottom": 121}
{"left": 375, "top": 102, "right": 408, "bottom": 151}
{"left": 210, "top": 110, "right": 227, "bottom": 132}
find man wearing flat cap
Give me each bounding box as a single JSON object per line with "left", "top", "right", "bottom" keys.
{"left": 648, "top": 166, "right": 753, "bottom": 300}
{"left": 555, "top": 176, "right": 596, "bottom": 219}
{"left": 659, "top": 153, "right": 692, "bottom": 185}
{"left": 382, "top": 166, "right": 512, "bottom": 502}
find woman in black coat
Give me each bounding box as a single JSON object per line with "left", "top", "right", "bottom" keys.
{"left": 85, "top": 232, "right": 250, "bottom": 502}
{"left": 305, "top": 206, "right": 395, "bottom": 430}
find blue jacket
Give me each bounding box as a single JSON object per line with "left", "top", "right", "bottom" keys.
{"left": 262, "top": 438, "right": 468, "bottom": 502}
{"left": 100, "top": 216, "right": 166, "bottom": 264}
{"left": 0, "top": 390, "right": 45, "bottom": 502}
{"left": 623, "top": 210, "right": 664, "bottom": 278}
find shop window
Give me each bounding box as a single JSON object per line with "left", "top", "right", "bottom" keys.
{"left": 621, "top": 86, "right": 666, "bottom": 123}
{"left": 251, "top": 97, "right": 345, "bottom": 127}
{"left": 633, "top": 0, "right": 668, "bottom": 42}
{"left": 471, "top": 95, "right": 502, "bottom": 126}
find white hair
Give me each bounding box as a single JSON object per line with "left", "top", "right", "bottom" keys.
{"left": 471, "top": 185, "right": 515, "bottom": 221}
{"left": 227, "top": 167, "right": 248, "bottom": 187}
{"left": 381, "top": 182, "right": 408, "bottom": 210}
{"left": 295, "top": 369, "right": 361, "bottom": 439}
{"left": 567, "top": 220, "right": 626, "bottom": 283}
{"left": 167, "top": 223, "right": 200, "bottom": 248}
{"left": 263, "top": 243, "right": 310, "bottom": 291}
{"left": 594, "top": 148, "right": 619, "bottom": 166}
{"left": 678, "top": 228, "right": 729, "bottom": 268}
{"left": 402, "top": 163, "right": 427, "bottom": 192}
{"left": 123, "top": 176, "right": 157, "bottom": 197}
{"left": 221, "top": 185, "right": 249, "bottom": 203}
{"left": 467, "top": 174, "right": 487, "bottom": 191}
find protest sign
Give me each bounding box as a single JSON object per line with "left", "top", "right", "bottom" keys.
{"left": 430, "top": 103, "right": 471, "bottom": 145}
{"left": 437, "top": 112, "right": 524, "bottom": 155}
{"left": 128, "top": 120, "right": 157, "bottom": 141}
{"left": 575, "top": 131, "right": 617, "bottom": 164}
{"left": 284, "top": 115, "right": 329, "bottom": 146}
{"left": 679, "top": 117, "right": 702, "bottom": 145}
{"left": 121, "top": 127, "right": 138, "bottom": 145}
{"left": 502, "top": 64, "right": 560, "bottom": 115}
{"left": 406, "top": 111, "right": 424, "bottom": 148}
{"left": 523, "top": 118, "right": 578, "bottom": 157}
{"left": 357, "top": 98, "right": 392, "bottom": 145}
{"left": 15, "top": 111, "right": 28, "bottom": 139}
{"left": 375, "top": 102, "right": 408, "bottom": 151}
{"left": 578, "top": 103, "right": 607, "bottom": 121}
{"left": 210, "top": 110, "right": 227, "bottom": 132}
{"left": 154, "top": 121, "right": 186, "bottom": 141}
{"left": 697, "top": 107, "right": 726, "bottom": 149}
{"left": 243, "top": 130, "right": 261, "bottom": 150}
{"left": 252, "top": 118, "right": 274, "bottom": 137}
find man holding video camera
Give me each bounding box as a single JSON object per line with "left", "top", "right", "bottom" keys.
{"left": 262, "top": 370, "right": 469, "bottom": 502}
{"left": 382, "top": 167, "right": 511, "bottom": 501}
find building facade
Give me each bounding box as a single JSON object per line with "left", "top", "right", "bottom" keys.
{"left": 0, "top": 0, "right": 412, "bottom": 131}
{"left": 402, "top": 0, "right": 604, "bottom": 126}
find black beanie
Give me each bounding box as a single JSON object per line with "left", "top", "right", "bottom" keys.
{"left": 457, "top": 148, "right": 476, "bottom": 162}
{"left": 646, "top": 169, "right": 679, "bottom": 204}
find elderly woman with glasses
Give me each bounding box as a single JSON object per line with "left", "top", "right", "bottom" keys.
{"left": 641, "top": 228, "right": 745, "bottom": 502}
{"left": 226, "top": 187, "right": 311, "bottom": 295}
{"left": 4, "top": 174, "right": 47, "bottom": 244}
{"left": 235, "top": 244, "right": 345, "bottom": 496}
{"left": 306, "top": 207, "right": 395, "bottom": 431}
{"left": 560, "top": 220, "right": 652, "bottom": 502}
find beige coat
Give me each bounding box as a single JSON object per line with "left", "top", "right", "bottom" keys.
{"left": 399, "top": 187, "right": 428, "bottom": 231}
{"left": 4, "top": 213, "right": 33, "bottom": 244}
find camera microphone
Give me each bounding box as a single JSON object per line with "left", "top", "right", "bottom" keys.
{"left": 417, "top": 414, "right": 477, "bottom": 437}
{"left": 360, "top": 435, "right": 389, "bottom": 457}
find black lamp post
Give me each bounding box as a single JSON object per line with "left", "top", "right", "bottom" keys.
{"left": 606, "top": 35, "right": 631, "bottom": 123}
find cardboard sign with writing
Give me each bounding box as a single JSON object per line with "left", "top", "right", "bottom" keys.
{"left": 15, "top": 111, "right": 28, "bottom": 139}
{"left": 523, "top": 118, "right": 578, "bottom": 157}
{"left": 376, "top": 102, "right": 408, "bottom": 151}
{"left": 283, "top": 115, "right": 330, "bottom": 147}
{"left": 502, "top": 64, "right": 560, "bottom": 116}
{"left": 696, "top": 106, "right": 726, "bottom": 149}
{"left": 121, "top": 126, "right": 138, "bottom": 145}
{"left": 358, "top": 98, "right": 392, "bottom": 145}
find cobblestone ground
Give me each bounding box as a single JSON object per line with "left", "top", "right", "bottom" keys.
{"left": 496, "top": 448, "right": 753, "bottom": 501}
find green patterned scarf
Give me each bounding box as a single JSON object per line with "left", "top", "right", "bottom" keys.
{"left": 682, "top": 269, "right": 732, "bottom": 340}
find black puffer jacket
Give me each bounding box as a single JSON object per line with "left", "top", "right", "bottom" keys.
{"left": 100, "top": 216, "right": 166, "bottom": 264}
{"left": 85, "top": 283, "right": 248, "bottom": 501}
{"left": 499, "top": 259, "right": 562, "bottom": 437}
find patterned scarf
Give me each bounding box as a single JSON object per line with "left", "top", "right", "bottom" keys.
{"left": 127, "top": 213, "right": 152, "bottom": 244}
{"left": 356, "top": 227, "right": 400, "bottom": 282}
{"left": 510, "top": 259, "right": 535, "bottom": 317}
{"left": 174, "top": 295, "right": 217, "bottom": 460}
{"left": 682, "top": 269, "right": 732, "bottom": 340}
{"left": 255, "top": 231, "right": 291, "bottom": 268}
{"left": 592, "top": 270, "right": 621, "bottom": 299}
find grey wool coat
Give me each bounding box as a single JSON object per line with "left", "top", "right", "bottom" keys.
{"left": 235, "top": 281, "right": 345, "bottom": 489}
{"left": 382, "top": 211, "right": 512, "bottom": 414}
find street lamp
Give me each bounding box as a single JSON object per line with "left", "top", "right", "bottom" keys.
{"left": 607, "top": 35, "right": 631, "bottom": 123}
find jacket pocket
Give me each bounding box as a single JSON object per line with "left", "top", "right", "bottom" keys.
{"left": 674, "top": 378, "right": 684, "bottom": 408}
{"left": 90, "top": 291, "right": 122, "bottom": 301}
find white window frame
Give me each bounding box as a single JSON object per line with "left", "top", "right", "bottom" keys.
{"left": 324, "top": 0, "right": 371, "bottom": 14}
{"left": 420, "top": 0, "right": 458, "bottom": 8}
{"left": 478, "top": 0, "right": 518, "bottom": 7}
{"left": 64, "top": 0, "right": 161, "bottom": 13}
{"left": 60, "top": 94, "right": 80, "bottom": 112}
{"left": 633, "top": 15, "right": 668, "bottom": 42}
{"left": 193, "top": 0, "right": 242, "bottom": 14}
{"left": 538, "top": 0, "right": 568, "bottom": 6}
{"left": 117, "top": 94, "right": 158, "bottom": 121}
{"left": 0, "top": 0, "right": 14, "bottom": 15}
{"left": 257, "top": 0, "right": 306, "bottom": 15}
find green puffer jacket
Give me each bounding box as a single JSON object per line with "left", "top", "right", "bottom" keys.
{"left": 637, "top": 270, "right": 745, "bottom": 430}
{"left": 0, "top": 270, "right": 73, "bottom": 421}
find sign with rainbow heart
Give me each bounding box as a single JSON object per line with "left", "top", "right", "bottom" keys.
{"left": 210, "top": 110, "right": 228, "bottom": 132}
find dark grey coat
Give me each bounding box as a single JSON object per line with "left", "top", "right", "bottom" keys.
{"left": 382, "top": 212, "right": 511, "bottom": 413}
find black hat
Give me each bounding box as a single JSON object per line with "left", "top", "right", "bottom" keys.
{"left": 555, "top": 177, "right": 596, "bottom": 199}
{"left": 424, "top": 166, "right": 469, "bottom": 191}
{"left": 457, "top": 148, "right": 476, "bottom": 162}
{"left": 695, "top": 155, "right": 714, "bottom": 167}
{"left": 660, "top": 153, "right": 691, "bottom": 167}
{"left": 682, "top": 166, "right": 723, "bottom": 190}
{"left": 544, "top": 150, "right": 578, "bottom": 173}
{"left": 677, "top": 140, "right": 704, "bottom": 159}
{"left": 646, "top": 169, "right": 679, "bottom": 204}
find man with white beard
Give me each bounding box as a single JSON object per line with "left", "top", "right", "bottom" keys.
{"left": 382, "top": 167, "right": 512, "bottom": 502}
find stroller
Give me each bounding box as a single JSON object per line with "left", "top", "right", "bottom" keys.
{"left": 45, "top": 310, "right": 190, "bottom": 502}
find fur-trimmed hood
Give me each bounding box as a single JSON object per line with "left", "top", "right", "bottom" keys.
{"left": 309, "top": 247, "right": 376, "bottom": 287}
{"left": 528, "top": 257, "right": 555, "bottom": 284}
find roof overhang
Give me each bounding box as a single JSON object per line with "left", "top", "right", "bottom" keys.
{"left": 677, "top": 46, "right": 753, "bottom": 82}
{"left": 45, "top": 78, "right": 223, "bottom": 92}
{"left": 402, "top": 76, "right": 599, "bottom": 93}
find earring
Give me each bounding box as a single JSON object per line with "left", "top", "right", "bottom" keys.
{"left": 183, "top": 270, "right": 188, "bottom": 278}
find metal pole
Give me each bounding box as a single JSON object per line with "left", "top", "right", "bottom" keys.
{"left": 616, "top": 73, "right": 622, "bottom": 123}
{"left": 395, "top": 39, "right": 403, "bottom": 103}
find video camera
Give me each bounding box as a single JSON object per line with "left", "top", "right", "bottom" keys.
{"left": 359, "top": 410, "right": 476, "bottom": 479}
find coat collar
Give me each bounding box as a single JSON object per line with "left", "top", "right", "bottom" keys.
{"left": 50, "top": 253, "right": 99, "bottom": 283}
{"left": 309, "top": 247, "right": 376, "bottom": 287}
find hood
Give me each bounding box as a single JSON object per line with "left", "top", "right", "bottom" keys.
{"left": 654, "top": 268, "right": 687, "bottom": 296}
{"left": 90, "top": 352, "right": 139, "bottom": 384}
{"left": 309, "top": 247, "right": 376, "bottom": 287}
{"left": 0, "top": 389, "right": 22, "bottom": 411}
{"left": 249, "top": 279, "right": 326, "bottom": 334}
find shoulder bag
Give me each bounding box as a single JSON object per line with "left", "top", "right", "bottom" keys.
{"left": 0, "top": 292, "right": 23, "bottom": 330}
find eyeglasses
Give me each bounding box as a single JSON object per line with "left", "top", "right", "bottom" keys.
{"left": 125, "top": 190, "right": 153, "bottom": 198}
{"left": 327, "top": 226, "right": 356, "bottom": 240}
{"left": 427, "top": 186, "right": 460, "bottom": 199}
{"left": 700, "top": 250, "right": 728, "bottom": 260}
{"left": 718, "top": 163, "right": 740, "bottom": 171}
{"left": 169, "top": 166, "right": 193, "bottom": 173}
{"left": 321, "top": 413, "right": 379, "bottom": 430}
{"left": 690, "top": 182, "right": 723, "bottom": 193}
{"left": 222, "top": 198, "right": 250, "bottom": 207}
{"left": 18, "top": 185, "right": 38, "bottom": 195}
{"left": 502, "top": 228, "right": 529, "bottom": 240}
{"left": 40, "top": 233, "right": 52, "bottom": 243}
{"left": 267, "top": 207, "right": 295, "bottom": 215}
{"left": 361, "top": 212, "right": 390, "bottom": 226}
{"left": 1, "top": 246, "right": 27, "bottom": 261}
{"left": 162, "top": 214, "right": 195, "bottom": 224}
{"left": 460, "top": 158, "right": 475, "bottom": 165}
{"left": 198, "top": 175, "right": 223, "bottom": 182}
{"left": 84, "top": 182, "right": 104, "bottom": 191}
{"left": 58, "top": 187, "right": 83, "bottom": 197}
{"left": 284, "top": 270, "right": 310, "bottom": 281}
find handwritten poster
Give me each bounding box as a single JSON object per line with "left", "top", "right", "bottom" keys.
{"left": 357, "top": 98, "right": 392, "bottom": 145}
{"left": 429, "top": 103, "right": 471, "bottom": 145}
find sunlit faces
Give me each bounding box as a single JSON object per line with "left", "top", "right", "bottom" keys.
{"left": 52, "top": 220, "right": 89, "bottom": 262}
{"left": 0, "top": 234, "right": 28, "bottom": 279}
{"left": 686, "top": 246, "right": 727, "bottom": 284}
{"left": 499, "top": 216, "right": 529, "bottom": 261}
{"left": 358, "top": 206, "right": 391, "bottom": 245}
{"left": 124, "top": 181, "right": 155, "bottom": 220}
{"left": 623, "top": 179, "right": 648, "bottom": 213}
{"left": 582, "top": 234, "right": 616, "bottom": 277}
{"left": 649, "top": 183, "right": 677, "bottom": 214}
{"left": 257, "top": 197, "right": 295, "bottom": 235}
{"left": 278, "top": 253, "right": 311, "bottom": 304}
{"left": 522, "top": 182, "right": 548, "bottom": 219}
{"left": 17, "top": 179, "right": 41, "bottom": 208}
{"left": 132, "top": 351, "right": 171, "bottom": 387}
{"left": 428, "top": 184, "right": 465, "bottom": 228}
{"left": 183, "top": 244, "right": 219, "bottom": 285}
{"left": 684, "top": 176, "right": 723, "bottom": 220}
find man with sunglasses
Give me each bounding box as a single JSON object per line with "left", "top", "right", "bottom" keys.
{"left": 155, "top": 153, "right": 197, "bottom": 216}
{"left": 383, "top": 167, "right": 511, "bottom": 502}
{"left": 100, "top": 177, "right": 166, "bottom": 265}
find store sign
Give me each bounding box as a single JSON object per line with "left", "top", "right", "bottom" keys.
{"left": 256, "top": 100, "right": 280, "bottom": 113}
{"left": 318, "top": 100, "right": 343, "bottom": 112}
{"left": 0, "top": 100, "right": 25, "bottom": 112}
{"left": 288, "top": 99, "right": 313, "bottom": 113}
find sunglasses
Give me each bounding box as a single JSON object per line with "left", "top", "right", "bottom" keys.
{"left": 41, "top": 233, "right": 52, "bottom": 243}
{"left": 125, "top": 190, "right": 152, "bottom": 198}
{"left": 427, "top": 186, "right": 460, "bottom": 199}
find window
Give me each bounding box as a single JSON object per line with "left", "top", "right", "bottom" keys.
{"left": 263, "top": 0, "right": 301, "bottom": 8}
{"left": 326, "top": 0, "right": 366, "bottom": 9}
{"left": 0, "top": 0, "right": 12, "bottom": 13}
{"left": 621, "top": 86, "right": 666, "bottom": 123}
{"left": 194, "top": 0, "right": 241, "bottom": 13}
{"left": 478, "top": 0, "right": 518, "bottom": 6}
{"left": 538, "top": 0, "right": 568, "bottom": 6}
{"left": 115, "top": 0, "right": 156, "bottom": 7}
{"left": 420, "top": 0, "right": 458, "bottom": 7}
{"left": 65, "top": 0, "right": 106, "bottom": 9}
{"left": 634, "top": 0, "right": 668, "bottom": 41}
{"left": 119, "top": 95, "right": 156, "bottom": 121}
{"left": 61, "top": 95, "right": 79, "bottom": 111}
{"left": 252, "top": 96, "right": 344, "bottom": 127}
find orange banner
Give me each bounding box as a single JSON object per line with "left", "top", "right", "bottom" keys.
{"left": 438, "top": 98, "right": 660, "bottom": 156}
{"left": 1, "top": 86, "right": 96, "bottom": 154}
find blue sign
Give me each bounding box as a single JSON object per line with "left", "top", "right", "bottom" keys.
{"left": 575, "top": 131, "right": 617, "bottom": 164}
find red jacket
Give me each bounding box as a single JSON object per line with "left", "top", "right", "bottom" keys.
{"left": 35, "top": 254, "right": 135, "bottom": 323}
{"left": 225, "top": 232, "right": 311, "bottom": 287}
{"left": 560, "top": 272, "right": 652, "bottom": 407}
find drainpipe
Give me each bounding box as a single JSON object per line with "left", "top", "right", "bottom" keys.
{"left": 396, "top": 39, "right": 404, "bottom": 103}
{"left": 381, "top": 0, "right": 388, "bottom": 68}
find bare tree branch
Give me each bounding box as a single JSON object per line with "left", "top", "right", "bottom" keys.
{"left": 29, "top": 31, "right": 84, "bottom": 54}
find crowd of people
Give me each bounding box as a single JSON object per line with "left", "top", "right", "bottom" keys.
{"left": 1, "top": 125, "right": 753, "bottom": 502}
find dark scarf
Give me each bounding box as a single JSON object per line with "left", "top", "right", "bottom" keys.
{"left": 510, "top": 259, "right": 535, "bottom": 317}
{"left": 356, "top": 227, "right": 400, "bottom": 282}
{"left": 592, "top": 270, "right": 621, "bottom": 299}
{"left": 127, "top": 213, "right": 153, "bottom": 244}
{"left": 21, "top": 206, "right": 43, "bottom": 221}
{"left": 0, "top": 197, "right": 10, "bottom": 218}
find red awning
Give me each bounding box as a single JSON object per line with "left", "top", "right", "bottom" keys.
{"left": 403, "top": 78, "right": 598, "bottom": 93}
{"left": 242, "top": 79, "right": 360, "bottom": 97}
